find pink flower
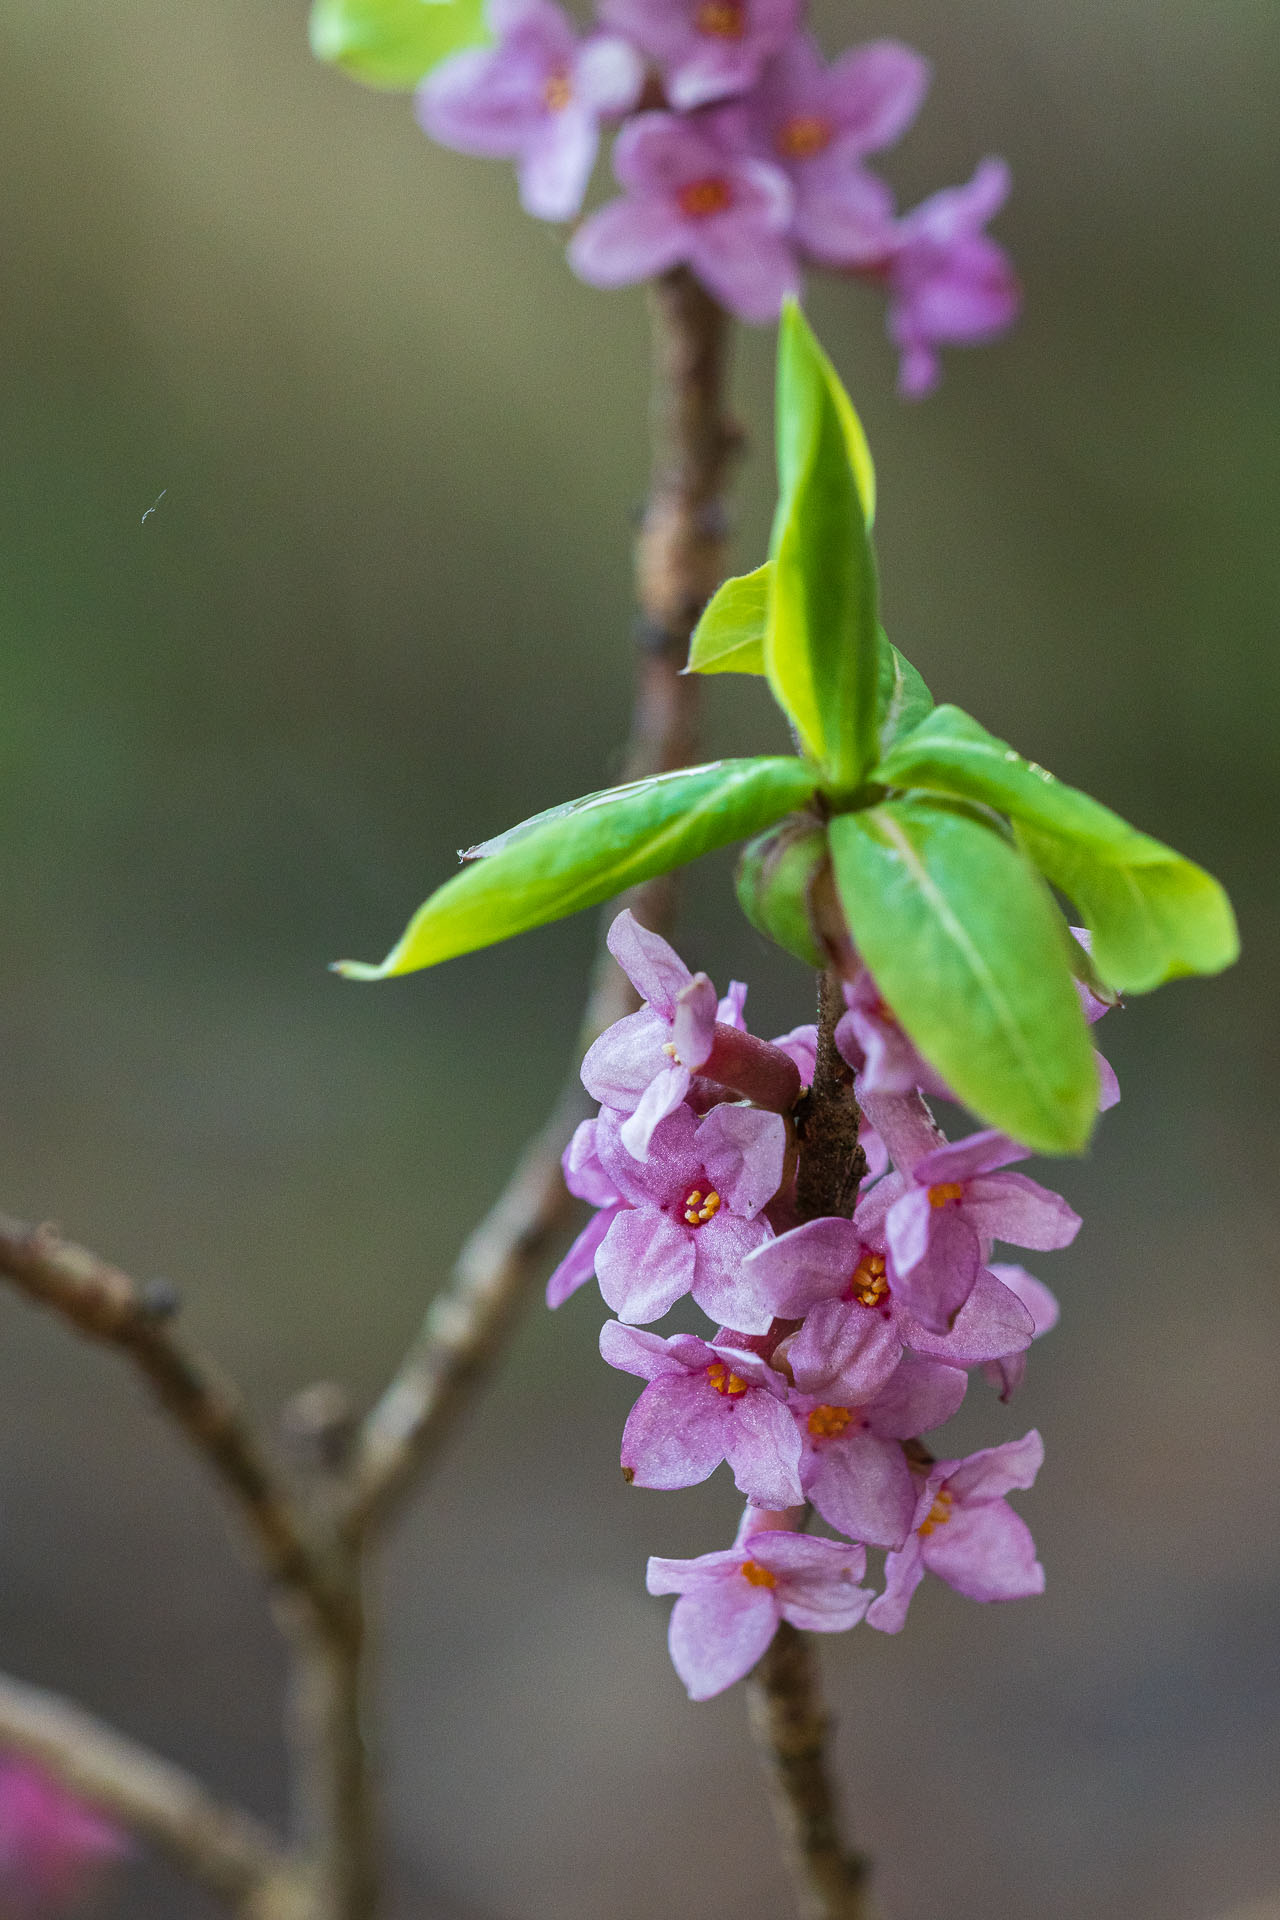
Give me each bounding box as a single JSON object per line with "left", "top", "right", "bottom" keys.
{"left": 600, "top": 0, "right": 800, "bottom": 111}
{"left": 546, "top": 1117, "right": 629, "bottom": 1308}
{"left": 582, "top": 911, "right": 799, "bottom": 1159}
{"left": 648, "top": 1513, "right": 872, "bottom": 1699}
{"left": 735, "top": 34, "right": 928, "bottom": 267}
{"left": 868, "top": 1431, "right": 1045, "bottom": 1632}
{"left": 0, "top": 1760, "right": 129, "bottom": 1913}
{"left": 593, "top": 1102, "right": 786, "bottom": 1325}
{"left": 736, "top": 1190, "right": 1036, "bottom": 1400}
{"left": 835, "top": 965, "right": 951, "bottom": 1099}
{"left": 568, "top": 112, "right": 799, "bottom": 323}
{"left": 418, "top": 0, "right": 642, "bottom": 220}
{"left": 601, "top": 1321, "right": 803, "bottom": 1507}
{"left": 882, "top": 157, "right": 1020, "bottom": 398}
{"left": 793, "top": 1358, "right": 967, "bottom": 1548}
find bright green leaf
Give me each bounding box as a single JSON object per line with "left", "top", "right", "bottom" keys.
{"left": 685, "top": 565, "right": 769, "bottom": 677}
{"left": 875, "top": 705, "right": 1239, "bottom": 992}
{"left": 766, "top": 302, "right": 880, "bottom": 788}
{"left": 875, "top": 633, "right": 933, "bottom": 752}
{"left": 309, "top": 0, "right": 488, "bottom": 89}
{"left": 829, "top": 800, "right": 1098, "bottom": 1154}
{"left": 335, "top": 757, "right": 821, "bottom": 978}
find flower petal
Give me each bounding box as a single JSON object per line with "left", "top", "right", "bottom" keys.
{"left": 619, "top": 1063, "right": 693, "bottom": 1160}
{"left": 963, "top": 1172, "right": 1081, "bottom": 1251}
{"left": 722, "top": 1393, "right": 805, "bottom": 1507}
{"left": 866, "top": 1534, "right": 926, "bottom": 1633}
{"left": 921, "top": 1498, "right": 1044, "bottom": 1603}
{"left": 620, "top": 1373, "right": 728, "bottom": 1488}
{"left": 667, "top": 1574, "right": 779, "bottom": 1699}
{"left": 597, "top": 1208, "right": 696, "bottom": 1322}
{"left": 696, "top": 1105, "right": 787, "bottom": 1218}
{"left": 546, "top": 1204, "right": 619, "bottom": 1308}
{"left": 806, "top": 1429, "right": 916, "bottom": 1549}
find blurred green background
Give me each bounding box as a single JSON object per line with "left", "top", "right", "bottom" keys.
{"left": 0, "top": 0, "right": 1277, "bottom": 1914}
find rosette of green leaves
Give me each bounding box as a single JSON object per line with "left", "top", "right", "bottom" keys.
{"left": 310, "top": 0, "right": 488, "bottom": 89}
{"left": 337, "top": 302, "right": 1236, "bottom": 1155}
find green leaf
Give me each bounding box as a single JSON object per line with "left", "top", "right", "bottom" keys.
{"left": 335, "top": 757, "right": 821, "bottom": 978}
{"left": 685, "top": 565, "right": 769, "bottom": 677}
{"left": 684, "top": 563, "right": 934, "bottom": 762}
{"left": 829, "top": 800, "right": 1098, "bottom": 1154}
{"left": 875, "top": 633, "right": 933, "bottom": 753}
{"left": 309, "top": 0, "right": 488, "bottom": 89}
{"left": 736, "top": 818, "right": 829, "bottom": 968}
{"left": 875, "top": 705, "right": 1239, "bottom": 992}
{"left": 766, "top": 302, "right": 880, "bottom": 789}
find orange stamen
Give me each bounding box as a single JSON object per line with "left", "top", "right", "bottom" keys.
{"left": 676, "top": 177, "right": 733, "bottom": 220}
{"left": 928, "top": 1181, "right": 965, "bottom": 1209}
{"left": 848, "top": 1251, "right": 888, "bottom": 1308}
{"left": 694, "top": 0, "right": 745, "bottom": 36}
{"left": 543, "top": 69, "right": 572, "bottom": 112}
{"left": 806, "top": 1404, "right": 854, "bottom": 1440}
{"left": 682, "top": 1186, "right": 722, "bottom": 1227}
{"left": 777, "top": 114, "right": 831, "bottom": 160}
{"left": 740, "top": 1558, "right": 776, "bottom": 1588}
{"left": 919, "top": 1488, "right": 955, "bottom": 1537}
{"left": 706, "top": 1360, "right": 748, "bottom": 1397}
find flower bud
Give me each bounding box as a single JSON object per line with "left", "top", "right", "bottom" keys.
{"left": 735, "top": 818, "right": 830, "bottom": 969}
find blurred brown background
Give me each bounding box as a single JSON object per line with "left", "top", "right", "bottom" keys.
{"left": 0, "top": 0, "right": 1276, "bottom": 1915}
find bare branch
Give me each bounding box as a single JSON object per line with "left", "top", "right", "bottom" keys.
{"left": 346, "top": 269, "right": 737, "bottom": 1534}
{"left": 748, "top": 976, "right": 877, "bottom": 1920}
{"left": 746, "top": 1625, "right": 879, "bottom": 1920}
{"left": 0, "top": 1669, "right": 308, "bottom": 1919}
{"left": 0, "top": 1215, "right": 348, "bottom": 1639}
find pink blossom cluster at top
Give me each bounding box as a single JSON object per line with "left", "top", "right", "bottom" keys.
{"left": 416, "top": 0, "right": 1019, "bottom": 393}
{"left": 548, "top": 910, "right": 1118, "bottom": 1699}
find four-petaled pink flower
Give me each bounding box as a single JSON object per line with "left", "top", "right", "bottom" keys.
{"left": 793, "top": 1358, "right": 967, "bottom": 1548}
{"left": 600, "top": 0, "right": 800, "bottom": 111}
{"left": 569, "top": 112, "right": 799, "bottom": 323}
{"left": 582, "top": 911, "right": 798, "bottom": 1159}
{"left": 738, "top": 1194, "right": 1036, "bottom": 1403}
{"left": 594, "top": 1101, "right": 785, "bottom": 1324}
{"left": 0, "top": 1760, "right": 129, "bottom": 1913}
{"left": 882, "top": 157, "right": 1021, "bottom": 399}
{"left": 879, "top": 1124, "right": 1080, "bottom": 1335}
{"left": 648, "top": 1513, "right": 872, "bottom": 1698}
{"left": 731, "top": 34, "right": 928, "bottom": 267}
{"left": 868, "top": 1430, "right": 1045, "bottom": 1632}
{"left": 418, "top": 0, "right": 642, "bottom": 221}
{"left": 601, "top": 1321, "right": 803, "bottom": 1507}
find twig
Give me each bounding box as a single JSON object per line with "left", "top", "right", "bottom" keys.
{"left": 0, "top": 1669, "right": 307, "bottom": 1919}
{"left": 748, "top": 972, "right": 877, "bottom": 1920}
{"left": 0, "top": 1214, "right": 348, "bottom": 1639}
{"left": 746, "top": 1625, "right": 878, "bottom": 1920}
{"left": 346, "top": 267, "right": 738, "bottom": 1533}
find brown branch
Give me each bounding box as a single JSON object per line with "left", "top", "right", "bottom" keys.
{"left": 346, "top": 268, "right": 737, "bottom": 1533}
{"left": 0, "top": 1215, "right": 348, "bottom": 1640}
{"left": 0, "top": 1670, "right": 308, "bottom": 1919}
{"left": 748, "top": 972, "right": 877, "bottom": 1920}
{"left": 747, "top": 1625, "right": 878, "bottom": 1920}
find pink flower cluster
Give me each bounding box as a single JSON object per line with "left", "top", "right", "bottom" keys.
{"left": 0, "top": 1759, "right": 128, "bottom": 1914}
{"left": 550, "top": 910, "right": 1117, "bottom": 1699}
{"left": 417, "top": 0, "right": 1019, "bottom": 392}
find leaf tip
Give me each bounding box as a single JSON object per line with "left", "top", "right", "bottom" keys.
{"left": 330, "top": 955, "right": 392, "bottom": 982}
